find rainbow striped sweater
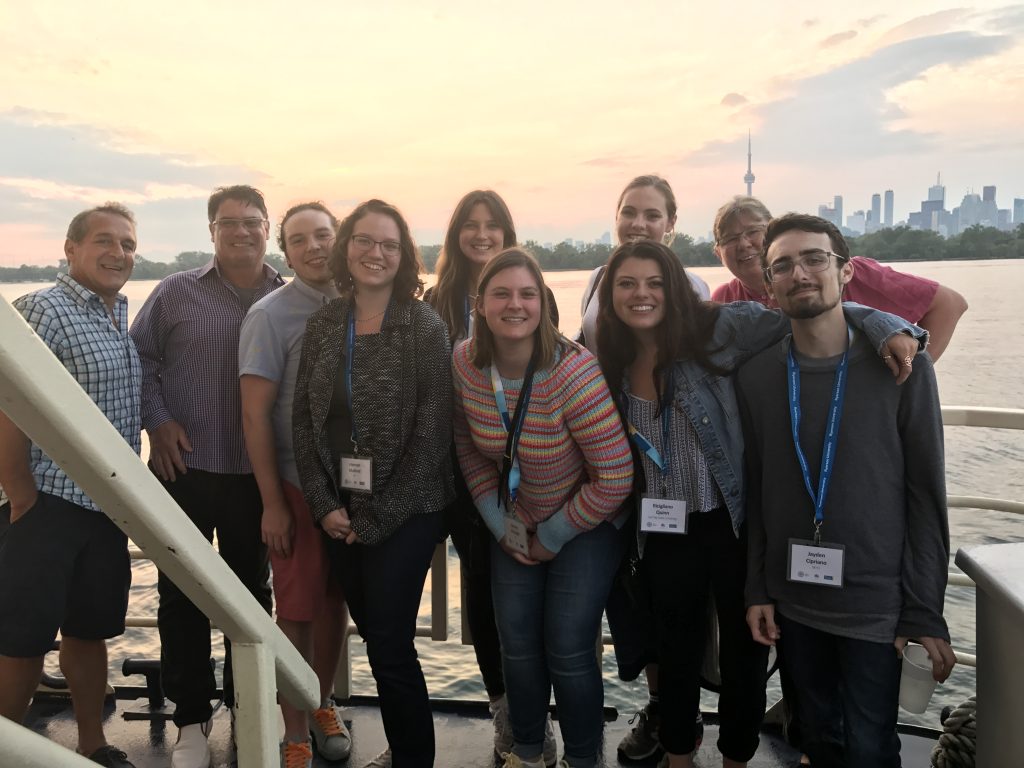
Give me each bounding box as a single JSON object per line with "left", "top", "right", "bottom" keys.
{"left": 452, "top": 339, "right": 633, "bottom": 554}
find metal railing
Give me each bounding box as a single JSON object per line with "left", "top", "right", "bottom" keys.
{"left": 0, "top": 297, "right": 319, "bottom": 768}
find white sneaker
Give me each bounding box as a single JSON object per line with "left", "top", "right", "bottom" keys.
{"left": 171, "top": 721, "right": 212, "bottom": 768}
{"left": 310, "top": 704, "right": 353, "bottom": 761}
{"left": 499, "top": 753, "right": 545, "bottom": 768}
{"left": 490, "top": 695, "right": 514, "bottom": 756}
{"left": 543, "top": 715, "right": 557, "bottom": 767}
{"left": 363, "top": 748, "right": 392, "bottom": 767}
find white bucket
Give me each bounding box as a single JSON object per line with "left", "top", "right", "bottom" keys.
{"left": 899, "top": 644, "right": 938, "bottom": 714}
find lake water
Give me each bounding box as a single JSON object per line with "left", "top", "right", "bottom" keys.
{"left": 3, "top": 260, "right": 1022, "bottom": 729}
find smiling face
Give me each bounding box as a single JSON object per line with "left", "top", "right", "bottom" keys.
{"left": 283, "top": 209, "right": 335, "bottom": 288}
{"left": 64, "top": 211, "right": 137, "bottom": 309}
{"left": 458, "top": 202, "right": 507, "bottom": 269}
{"left": 714, "top": 210, "right": 768, "bottom": 292}
{"left": 209, "top": 197, "right": 269, "bottom": 271}
{"left": 345, "top": 211, "right": 402, "bottom": 292}
{"left": 477, "top": 265, "right": 542, "bottom": 346}
{"left": 615, "top": 185, "right": 676, "bottom": 245}
{"left": 611, "top": 256, "right": 666, "bottom": 338}
{"left": 765, "top": 229, "right": 852, "bottom": 320}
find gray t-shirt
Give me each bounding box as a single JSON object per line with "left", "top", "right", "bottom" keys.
{"left": 238, "top": 278, "right": 336, "bottom": 487}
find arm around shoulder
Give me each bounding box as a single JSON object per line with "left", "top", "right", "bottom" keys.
{"left": 916, "top": 284, "right": 967, "bottom": 361}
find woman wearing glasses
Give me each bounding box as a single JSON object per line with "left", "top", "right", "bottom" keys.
{"left": 452, "top": 248, "right": 632, "bottom": 768}
{"left": 426, "top": 190, "right": 560, "bottom": 760}
{"left": 595, "top": 240, "right": 922, "bottom": 768}
{"left": 293, "top": 199, "right": 454, "bottom": 768}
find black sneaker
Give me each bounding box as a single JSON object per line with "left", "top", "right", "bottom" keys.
{"left": 87, "top": 745, "right": 136, "bottom": 768}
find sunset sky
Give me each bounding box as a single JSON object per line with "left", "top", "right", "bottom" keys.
{"left": 1, "top": 1, "right": 1022, "bottom": 265}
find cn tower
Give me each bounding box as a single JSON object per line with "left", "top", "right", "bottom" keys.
{"left": 744, "top": 131, "right": 755, "bottom": 196}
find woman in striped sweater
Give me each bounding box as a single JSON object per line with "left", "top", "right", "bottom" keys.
{"left": 452, "top": 248, "right": 633, "bottom": 768}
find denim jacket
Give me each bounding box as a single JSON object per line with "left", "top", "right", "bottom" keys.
{"left": 639, "top": 301, "right": 923, "bottom": 540}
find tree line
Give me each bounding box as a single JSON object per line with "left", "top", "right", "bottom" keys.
{"left": 3, "top": 225, "right": 1022, "bottom": 283}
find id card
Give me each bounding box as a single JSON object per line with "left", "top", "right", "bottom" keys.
{"left": 787, "top": 538, "right": 845, "bottom": 587}
{"left": 640, "top": 497, "right": 688, "bottom": 534}
{"left": 504, "top": 517, "right": 530, "bottom": 555}
{"left": 339, "top": 454, "right": 373, "bottom": 493}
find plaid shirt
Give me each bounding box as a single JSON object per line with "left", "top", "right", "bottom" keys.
{"left": 130, "top": 259, "right": 284, "bottom": 474}
{"left": 1, "top": 273, "right": 141, "bottom": 512}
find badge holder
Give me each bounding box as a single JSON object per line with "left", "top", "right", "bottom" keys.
{"left": 339, "top": 442, "right": 373, "bottom": 494}
{"left": 787, "top": 523, "right": 845, "bottom": 587}
{"left": 503, "top": 499, "right": 530, "bottom": 555}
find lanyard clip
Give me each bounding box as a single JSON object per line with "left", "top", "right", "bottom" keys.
{"left": 813, "top": 521, "right": 822, "bottom": 547}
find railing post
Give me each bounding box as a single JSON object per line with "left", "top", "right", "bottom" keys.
{"left": 956, "top": 543, "right": 1024, "bottom": 768}
{"left": 232, "top": 642, "right": 279, "bottom": 768}
{"left": 431, "top": 542, "right": 448, "bottom": 641}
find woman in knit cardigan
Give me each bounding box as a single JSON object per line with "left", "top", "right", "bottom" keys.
{"left": 452, "top": 248, "right": 633, "bottom": 768}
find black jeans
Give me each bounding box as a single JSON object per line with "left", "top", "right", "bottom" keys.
{"left": 156, "top": 470, "right": 271, "bottom": 727}
{"left": 645, "top": 509, "right": 768, "bottom": 761}
{"left": 331, "top": 509, "right": 442, "bottom": 768}
{"left": 444, "top": 473, "right": 504, "bottom": 699}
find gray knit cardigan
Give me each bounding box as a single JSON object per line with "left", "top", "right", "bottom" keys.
{"left": 292, "top": 296, "right": 455, "bottom": 545}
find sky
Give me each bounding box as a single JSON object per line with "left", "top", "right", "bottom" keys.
{"left": 1, "top": 1, "right": 1022, "bottom": 265}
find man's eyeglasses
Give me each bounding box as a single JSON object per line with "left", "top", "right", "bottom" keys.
{"left": 213, "top": 217, "right": 267, "bottom": 232}
{"left": 763, "top": 249, "right": 845, "bottom": 283}
{"left": 717, "top": 225, "right": 766, "bottom": 248}
{"left": 351, "top": 234, "right": 401, "bottom": 257}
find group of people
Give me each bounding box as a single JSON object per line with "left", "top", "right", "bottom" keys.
{"left": 0, "top": 174, "right": 967, "bottom": 768}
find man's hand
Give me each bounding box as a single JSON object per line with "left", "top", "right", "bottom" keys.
{"left": 148, "top": 421, "right": 192, "bottom": 482}
{"left": 261, "top": 501, "right": 294, "bottom": 558}
{"left": 747, "top": 604, "right": 780, "bottom": 646}
{"left": 895, "top": 636, "right": 957, "bottom": 682}
{"left": 880, "top": 333, "right": 920, "bottom": 385}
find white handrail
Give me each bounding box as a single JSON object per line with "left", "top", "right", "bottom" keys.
{"left": 0, "top": 296, "right": 318, "bottom": 768}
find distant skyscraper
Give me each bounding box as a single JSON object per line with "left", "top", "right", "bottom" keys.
{"left": 870, "top": 194, "right": 881, "bottom": 232}
{"left": 884, "top": 190, "right": 894, "bottom": 227}
{"left": 834, "top": 195, "right": 843, "bottom": 227}
{"left": 983, "top": 185, "right": 996, "bottom": 202}
{"left": 928, "top": 173, "right": 945, "bottom": 205}
{"left": 744, "top": 132, "right": 755, "bottom": 196}
{"left": 1014, "top": 198, "right": 1024, "bottom": 225}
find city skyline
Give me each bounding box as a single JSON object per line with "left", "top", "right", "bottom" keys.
{"left": 1, "top": 2, "right": 1022, "bottom": 264}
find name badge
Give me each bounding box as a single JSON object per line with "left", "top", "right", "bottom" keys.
{"left": 640, "top": 497, "right": 688, "bottom": 534}
{"left": 339, "top": 454, "right": 373, "bottom": 493}
{"left": 787, "top": 538, "right": 845, "bottom": 587}
{"left": 504, "top": 517, "right": 530, "bottom": 555}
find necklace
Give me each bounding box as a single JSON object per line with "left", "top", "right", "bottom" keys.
{"left": 354, "top": 308, "right": 386, "bottom": 324}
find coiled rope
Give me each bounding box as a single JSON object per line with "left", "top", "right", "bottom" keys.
{"left": 930, "top": 697, "right": 976, "bottom": 768}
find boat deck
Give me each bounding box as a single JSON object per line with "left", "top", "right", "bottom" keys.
{"left": 24, "top": 689, "right": 940, "bottom": 767}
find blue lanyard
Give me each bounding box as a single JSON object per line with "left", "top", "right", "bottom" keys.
{"left": 623, "top": 372, "right": 674, "bottom": 490}
{"left": 464, "top": 293, "right": 472, "bottom": 339}
{"left": 493, "top": 360, "right": 536, "bottom": 510}
{"left": 786, "top": 329, "right": 851, "bottom": 544}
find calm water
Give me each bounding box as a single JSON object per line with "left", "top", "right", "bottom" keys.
{"left": 3, "top": 260, "right": 1022, "bottom": 728}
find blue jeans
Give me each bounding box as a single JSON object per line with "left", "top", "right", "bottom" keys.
{"left": 777, "top": 613, "right": 902, "bottom": 768}
{"left": 491, "top": 522, "right": 622, "bottom": 768}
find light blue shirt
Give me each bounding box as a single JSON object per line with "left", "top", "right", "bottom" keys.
{"left": 1, "top": 273, "right": 141, "bottom": 512}
{"left": 238, "top": 277, "right": 336, "bottom": 487}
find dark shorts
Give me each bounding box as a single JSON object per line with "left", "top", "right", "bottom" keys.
{"left": 0, "top": 491, "right": 131, "bottom": 657}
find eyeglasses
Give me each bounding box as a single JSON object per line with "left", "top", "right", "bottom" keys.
{"left": 717, "top": 225, "right": 766, "bottom": 248}
{"left": 213, "top": 217, "right": 267, "bottom": 232}
{"left": 764, "top": 249, "right": 845, "bottom": 283}
{"left": 350, "top": 234, "right": 401, "bottom": 257}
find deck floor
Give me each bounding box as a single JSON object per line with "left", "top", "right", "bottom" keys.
{"left": 25, "top": 692, "right": 938, "bottom": 767}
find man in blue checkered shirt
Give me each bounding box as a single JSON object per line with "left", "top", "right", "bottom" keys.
{"left": 0, "top": 203, "right": 141, "bottom": 768}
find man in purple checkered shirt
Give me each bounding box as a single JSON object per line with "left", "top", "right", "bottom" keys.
{"left": 0, "top": 203, "right": 140, "bottom": 768}
{"left": 130, "top": 185, "right": 284, "bottom": 768}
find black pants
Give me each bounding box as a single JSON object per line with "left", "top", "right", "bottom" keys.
{"left": 645, "top": 509, "right": 768, "bottom": 761}
{"left": 331, "top": 510, "right": 442, "bottom": 768}
{"left": 445, "top": 475, "right": 504, "bottom": 698}
{"left": 156, "top": 470, "right": 271, "bottom": 727}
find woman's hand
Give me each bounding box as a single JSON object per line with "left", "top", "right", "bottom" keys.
{"left": 880, "top": 333, "right": 920, "bottom": 385}
{"left": 527, "top": 535, "right": 556, "bottom": 563}
{"left": 499, "top": 536, "right": 538, "bottom": 566}
{"left": 320, "top": 507, "right": 351, "bottom": 541}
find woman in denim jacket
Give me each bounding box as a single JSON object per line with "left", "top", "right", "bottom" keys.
{"left": 595, "top": 240, "right": 921, "bottom": 768}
